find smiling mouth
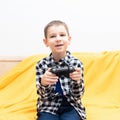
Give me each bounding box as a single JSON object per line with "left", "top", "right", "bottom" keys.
{"left": 55, "top": 44, "right": 63, "bottom": 47}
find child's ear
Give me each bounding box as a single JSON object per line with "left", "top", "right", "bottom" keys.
{"left": 43, "top": 38, "right": 49, "bottom": 47}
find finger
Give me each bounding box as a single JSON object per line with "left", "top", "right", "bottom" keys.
{"left": 46, "top": 76, "right": 58, "bottom": 82}
{"left": 75, "top": 68, "right": 81, "bottom": 72}
{"left": 46, "top": 70, "right": 58, "bottom": 78}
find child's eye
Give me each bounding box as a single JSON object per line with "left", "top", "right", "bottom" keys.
{"left": 60, "top": 34, "right": 66, "bottom": 37}
{"left": 50, "top": 35, "right": 56, "bottom": 38}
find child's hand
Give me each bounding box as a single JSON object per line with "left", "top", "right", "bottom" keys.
{"left": 69, "top": 68, "right": 81, "bottom": 82}
{"left": 41, "top": 68, "right": 58, "bottom": 86}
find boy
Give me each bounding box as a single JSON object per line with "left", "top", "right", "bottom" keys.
{"left": 36, "top": 20, "right": 86, "bottom": 120}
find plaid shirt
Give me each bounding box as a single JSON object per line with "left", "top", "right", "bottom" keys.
{"left": 36, "top": 51, "right": 86, "bottom": 120}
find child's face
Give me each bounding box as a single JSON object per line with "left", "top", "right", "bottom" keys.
{"left": 43, "top": 25, "right": 71, "bottom": 55}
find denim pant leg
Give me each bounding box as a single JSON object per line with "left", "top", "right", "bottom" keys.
{"left": 59, "top": 106, "right": 82, "bottom": 120}
{"left": 58, "top": 96, "right": 82, "bottom": 120}
{"left": 37, "top": 112, "right": 59, "bottom": 120}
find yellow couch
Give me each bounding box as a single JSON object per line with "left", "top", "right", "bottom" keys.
{"left": 0, "top": 50, "right": 120, "bottom": 120}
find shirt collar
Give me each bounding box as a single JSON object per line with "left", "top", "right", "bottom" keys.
{"left": 49, "top": 51, "right": 72, "bottom": 65}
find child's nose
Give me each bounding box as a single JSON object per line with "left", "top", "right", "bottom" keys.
{"left": 56, "top": 35, "right": 61, "bottom": 41}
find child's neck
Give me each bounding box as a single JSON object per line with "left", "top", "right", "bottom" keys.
{"left": 53, "top": 52, "right": 66, "bottom": 62}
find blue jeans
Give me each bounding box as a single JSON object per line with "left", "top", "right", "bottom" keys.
{"left": 37, "top": 106, "right": 82, "bottom": 120}
{"left": 37, "top": 97, "right": 82, "bottom": 120}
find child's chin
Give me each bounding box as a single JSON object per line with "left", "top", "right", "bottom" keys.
{"left": 56, "top": 49, "right": 65, "bottom": 53}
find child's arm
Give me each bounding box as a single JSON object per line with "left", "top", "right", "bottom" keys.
{"left": 69, "top": 62, "right": 85, "bottom": 99}
{"left": 36, "top": 62, "right": 58, "bottom": 100}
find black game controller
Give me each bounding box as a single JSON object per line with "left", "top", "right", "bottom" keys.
{"left": 50, "top": 65, "right": 75, "bottom": 77}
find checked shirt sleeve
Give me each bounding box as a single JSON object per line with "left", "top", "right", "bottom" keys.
{"left": 36, "top": 61, "right": 53, "bottom": 100}
{"left": 70, "top": 60, "right": 85, "bottom": 100}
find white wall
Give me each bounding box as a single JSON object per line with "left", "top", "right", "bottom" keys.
{"left": 0, "top": 0, "right": 120, "bottom": 56}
